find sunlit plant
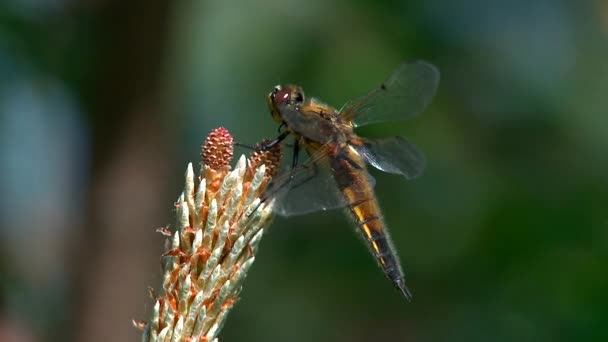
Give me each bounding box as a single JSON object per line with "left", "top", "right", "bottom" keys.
{"left": 135, "top": 127, "right": 281, "bottom": 342}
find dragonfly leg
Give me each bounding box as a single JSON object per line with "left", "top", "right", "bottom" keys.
{"left": 277, "top": 122, "right": 286, "bottom": 134}
{"left": 259, "top": 139, "right": 301, "bottom": 205}
{"left": 260, "top": 131, "right": 289, "bottom": 151}
{"left": 259, "top": 150, "right": 318, "bottom": 208}
{"left": 233, "top": 142, "right": 256, "bottom": 150}
{"left": 291, "top": 139, "right": 300, "bottom": 170}
{"left": 235, "top": 128, "right": 291, "bottom": 151}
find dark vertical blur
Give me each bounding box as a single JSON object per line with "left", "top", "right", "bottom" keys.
{"left": 70, "top": 2, "right": 174, "bottom": 342}
{"left": 1, "top": 1, "right": 175, "bottom": 341}
{"left": 1, "top": 0, "right": 607, "bottom": 341}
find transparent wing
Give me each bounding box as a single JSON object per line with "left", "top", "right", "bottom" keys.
{"left": 264, "top": 145, "right": 375, "bottom": 217}
{"left": 356, "top": 136, "right": 426, "bottom": 180}
{"left": 340, "top": 60, "right": 439, "bottom": 127}
{"left": 271, "top": 158, "right": 346, "bottom": 217}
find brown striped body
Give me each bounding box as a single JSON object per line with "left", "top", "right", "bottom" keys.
{"left": 326, "top": 143, "right": 410, "bottom": 299}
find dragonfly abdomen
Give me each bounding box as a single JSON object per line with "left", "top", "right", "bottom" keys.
{"left": 330, "top": 151, "right": 412, "bottom": 300}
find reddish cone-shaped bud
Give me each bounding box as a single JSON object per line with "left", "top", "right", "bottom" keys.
{"left": 202, "top": 127, "right": 234, "bottom": 171}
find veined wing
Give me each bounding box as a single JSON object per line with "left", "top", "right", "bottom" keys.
{"left": 356, "top": 136, "right": 426, "bottom": 180}
{"left": 264, "top": 145, "right": 375, "bottom": 217}
{"left": 340, "top": 60, "right": 439, "bottom": 127}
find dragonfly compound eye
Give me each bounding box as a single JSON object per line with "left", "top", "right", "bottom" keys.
{"left": 273, "top": 88, "right": 292, "bottom": 104}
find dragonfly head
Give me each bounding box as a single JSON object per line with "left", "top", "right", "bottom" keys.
{"left": 268, "top": 85, "right": 305, "bottom": 123}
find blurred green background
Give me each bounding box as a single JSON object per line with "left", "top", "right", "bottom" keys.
{"left": 1, "top": 0, "right": 607, "bottom": 341}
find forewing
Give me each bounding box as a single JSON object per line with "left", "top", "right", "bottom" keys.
{"left": 341, "top": 60, "right": 439, "bottom": 127}
{"left": 265, "top": 146, "right": 347, "bottom": 217}
{"left": 357, "top": 136, "right": 426, "bottom": 180}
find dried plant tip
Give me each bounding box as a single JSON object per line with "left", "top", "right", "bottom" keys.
{"left": 248, "top": 139, "right": 283, "bottom": 179}
{"left": 202, "top": 127, "right": 234, "bottom": 171}
{"left": 140, "top": 127, "right": 281, "bottom": 342}
{"left": 156, "top": 226, "right": 172, "bottom": 237}
{"left": 133, "top": 319, "right": 147, "bottom": 331}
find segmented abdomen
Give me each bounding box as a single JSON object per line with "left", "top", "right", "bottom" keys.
{"left": 329, "top": 148, "right": 405, "bottom": 288}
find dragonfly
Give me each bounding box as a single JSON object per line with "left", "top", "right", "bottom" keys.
{"left": 261, "top": 60, "right": 439, "bottom": 300}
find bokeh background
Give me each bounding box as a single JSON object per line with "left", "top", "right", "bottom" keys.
{"left": 1, "top": 0, "right": 607, "bottom": 341}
